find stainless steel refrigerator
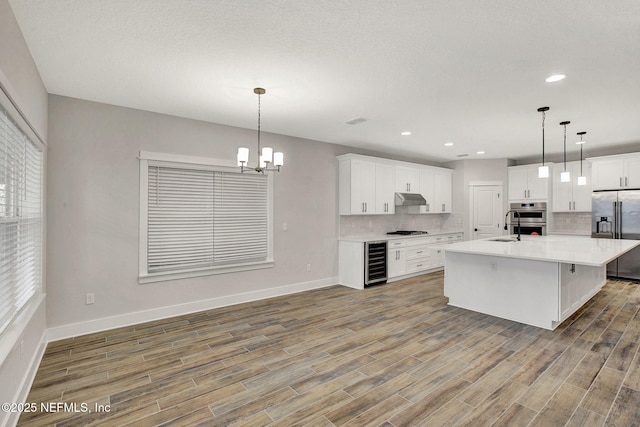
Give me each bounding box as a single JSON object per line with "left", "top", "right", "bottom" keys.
{"left": 592, "top": 190, "right": 640, "bottom": 281}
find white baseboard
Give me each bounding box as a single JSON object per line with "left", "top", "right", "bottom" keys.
{"left": 47, "top": 277, "right": 338, "bottom": 342}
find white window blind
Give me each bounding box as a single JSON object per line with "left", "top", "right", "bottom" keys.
{"left": 0, "top": 103, "right": 42, "bottom": 336}
{"left": 143, "top": 158, "right": 270, "bottom": 280}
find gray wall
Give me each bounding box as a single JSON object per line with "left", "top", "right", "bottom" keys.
{"left": 47, "top": 95, "right": 377, "bottom": 330}
{"left": 444, "top": 159, "right": 511, "bottom": 238}
{"left": 0, "top": 0, "right": 48, "bottom": 423}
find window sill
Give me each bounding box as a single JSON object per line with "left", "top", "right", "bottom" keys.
{"left": 139, "top": 260, "right": 275, "bottom": 284}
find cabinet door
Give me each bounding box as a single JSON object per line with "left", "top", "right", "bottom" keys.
{"left": 351, "top": 160, "right": 376, "bottom": 214}
{"left": 387, "top": 248, "right": 406, "bottom": 278}
{"left": 552, "top": 163, "right": 573, "bottom": 212}
{"left": 433, "top": 169, "right": 452, "bottom": 213}
{"left": 573, "top": 162, "right": 592, "bottom": 212}
{"left": 526, "top": 166, "right": 549, "bottom": 200}
{"left": 625, "top": 157, "right": 640, "bottom": 188}
{"left": 592, "top": 159, "right": 624, "bottom": 190}
{"left": 375, "top": 163, "right": 395, "bottom": 214}
{"left": 415, "top": 167, "right": 434, "bottom": 213}
{"left": 395, "top": 165, "right": 420, "bottom": 193}
{"left": 429, "top": 247, "right": 445, "bottom": 268}
{"left": 508, "top": 167, "right": 529, "bottom": 200}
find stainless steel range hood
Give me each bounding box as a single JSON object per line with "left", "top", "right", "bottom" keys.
{"left": 395, "top": 192, "right": 426, "bottom": 206}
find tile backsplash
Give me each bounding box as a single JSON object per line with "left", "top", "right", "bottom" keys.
{"left": 340, "top": 209, "right": 463, "bottom": 238}
{"left": 549, "top": 212, "right": 591, "bottom": 235}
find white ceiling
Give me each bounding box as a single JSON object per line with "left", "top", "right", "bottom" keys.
{"left": 8, "top": 0, "right": 640, "bottom": 163}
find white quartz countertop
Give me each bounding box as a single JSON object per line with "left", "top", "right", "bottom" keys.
{"left": 444, "top": 235, "right": 640, "bottom": 267}
{"left": 339, "top": 230, "right": 463, "bottom": 243}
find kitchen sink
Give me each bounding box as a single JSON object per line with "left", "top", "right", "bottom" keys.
{"left": 488, "top": 238, "right": 519, "bottom": 242}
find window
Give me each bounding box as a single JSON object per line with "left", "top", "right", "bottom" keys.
{"left": 0, "top": 102, "right": 42, "bottom": 336}
{"left": 139, "top": 151, "right": 273, "bottom": 283}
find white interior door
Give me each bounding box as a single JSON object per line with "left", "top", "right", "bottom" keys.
{"left": 472, "top": 185, "right": 504, "bottom": 240}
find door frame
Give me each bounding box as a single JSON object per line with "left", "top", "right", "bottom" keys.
{"left": 468, "top": 181, "right": 505, "bottom": 240}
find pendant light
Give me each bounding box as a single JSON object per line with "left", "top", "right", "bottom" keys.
{"left": 537, "top": 106, "right": 550, "bottom": 178}
{"left": 237, "top": 88, "right": 284, "bottom": 173}
{"left": 560, "top": 120, "right": 571, "bottom": 182}
{"left": 576, "top": 131, "right": 587, "bottom": 186}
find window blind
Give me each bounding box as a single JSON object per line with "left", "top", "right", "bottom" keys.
{"left": 146, "top": 164, "right": 268, "bottom": 275}
{"left": 0, "top": 103, "right": 42, "bottom": 336}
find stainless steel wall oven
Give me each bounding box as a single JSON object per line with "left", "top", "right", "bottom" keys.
{"left": 509, "top": 202, "right": 547, "bottom": 236}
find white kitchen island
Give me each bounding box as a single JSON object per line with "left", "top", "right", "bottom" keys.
{"left": 444, "top": 235, "right": 640, "bottom": 330}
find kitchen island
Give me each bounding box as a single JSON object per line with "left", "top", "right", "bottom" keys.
{"left": 444, "top": 235, "right": 640, "bottom": 330}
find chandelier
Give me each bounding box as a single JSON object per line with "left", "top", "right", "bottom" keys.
{"left": 237, "top": 88, "right": 283, "bottom": 173}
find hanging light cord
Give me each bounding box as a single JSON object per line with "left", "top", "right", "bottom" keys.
{"left": 257, "top": 92, "right": 261, "bottom": 157}
{"left": 563, "top": 123, "right": 567, "bottom": 171}
{"left": 541, "top": 110, "right": 546, "bottom": 166}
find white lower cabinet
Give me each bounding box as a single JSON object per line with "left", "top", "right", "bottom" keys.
{"left": 386, "top": 233, "right": 463, "bottom": 279}
{"left": 387, "top": 240, "right": 407, "bottom": 278}
{"left": 405, "top": 239, "right": 431, "bottom": 274}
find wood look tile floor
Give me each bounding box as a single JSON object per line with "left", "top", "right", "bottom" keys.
{"left": 18, "top": 272, "right": 640, "bottom": 426}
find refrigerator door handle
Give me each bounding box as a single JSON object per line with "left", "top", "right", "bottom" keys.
{"left": 613, "top": 201, "right": 618, "bottom": 239}
{"left": 618, "top": 201, "right": 622, "bottom": 239}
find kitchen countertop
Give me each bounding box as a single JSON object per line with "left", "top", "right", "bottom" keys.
{"left": 444, "top": 235, "right": 640, "bottom": 267}
{"left": 339, "top": 230, "right": 464, "bottom": 243}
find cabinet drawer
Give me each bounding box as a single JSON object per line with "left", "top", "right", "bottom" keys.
{"left": 406, "top": 246, "right": 430, "bottom": 260}
{"left": 388, "top": 239, "right": 407, "bottom": 248}
{"left": 406, "top": 258, "right": 430, "bottom": 273}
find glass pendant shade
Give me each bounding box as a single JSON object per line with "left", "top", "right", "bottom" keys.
{"left": 577, "top": 176, "right": 587, "bottom": 186}
{"left": 237, "top": 147, "right": 249, "bottom": 165}
{"left": 261, "top": 147, "right": 273, "bottom": 163}
{"left": 560, "top": 171, "right": 571, "bottom": 182}
{"left": 538, "top": 165, "right": 549, "bottom": 178}
{"left": 273, "top": 152, "right": 284, "bottom": 167}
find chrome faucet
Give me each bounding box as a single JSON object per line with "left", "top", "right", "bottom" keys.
{"left": 504, "top": 210, "right": 521, "bottom": 241}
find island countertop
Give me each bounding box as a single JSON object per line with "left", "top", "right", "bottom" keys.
{"left": 444, "top": 235, "right": 640, "bottom": 267}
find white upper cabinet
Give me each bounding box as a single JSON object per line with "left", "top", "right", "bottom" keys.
{"left": 338, "top": 154, "right": 453, "bottom": 216}
{"left": 508, "top": 164, "right": 551, "bottom": 201}
{"left": 339, "top": 157, "right": 375, "bottom": 215}
{"left": 410, "top": 166, "right": 452, "bottom": 214}
{"left": 552, "top": 161, "right": 592, "bottom": 212}
{"left": 395, "top": 165, "right": 420, "bottom": 193}
{"left": 433, "top": 168, "right": 453, "bottom": 213}
{"left": 589, "top": 153, "right": 640, "bottom": 190}
{"left": 375, "top": 162, "right": 395, "bottom": 215}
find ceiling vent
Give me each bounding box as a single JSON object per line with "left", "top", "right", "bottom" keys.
{"left": 345, "top": 117, "right": 368, "bottom": 125}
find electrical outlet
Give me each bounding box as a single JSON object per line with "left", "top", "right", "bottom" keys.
{"left": 86, "top": 293, "right": 95, "bottom": 305}
{"left": 306, "top": 264, "right": 311, "bottom": 272}
{"left": 490, "top": 262, "right": 497, "bottom": 271}
{"left": 282, "top": 222, "right": 288, "bottom": 231}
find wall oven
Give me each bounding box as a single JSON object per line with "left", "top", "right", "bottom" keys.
{"left": 509, "top": 202, "right": 547, "bottom": 236}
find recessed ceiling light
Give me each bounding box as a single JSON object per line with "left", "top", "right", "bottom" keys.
{"left": 401, "top": 131, "right": 412, "bottom": 136}
{"left": 545, "top": 74, "right": 566, "bottom": 83}
{"left": 477, "top": 151, "right": 485, "bottom": 155}
{"left": 444, "top": 142, "right": 454, "bottom": 147}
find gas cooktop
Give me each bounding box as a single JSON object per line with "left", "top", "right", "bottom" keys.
{"left": 386, "top": 230, "right": 429, "bottom": 235}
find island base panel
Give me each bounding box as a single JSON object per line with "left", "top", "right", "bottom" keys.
{"left": 444, "top": 252, "right": 560, "bottom": 329}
